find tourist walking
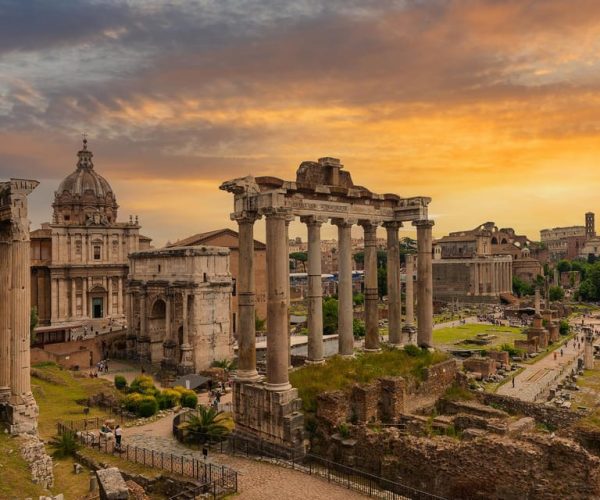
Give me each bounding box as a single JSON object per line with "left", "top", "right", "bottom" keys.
{"left": 115, "top": 425, "right": 122, "bottom": 450}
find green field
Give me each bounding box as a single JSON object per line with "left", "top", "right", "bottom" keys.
{"left": 433, "top": 323, "right": 526, "bottom": 350}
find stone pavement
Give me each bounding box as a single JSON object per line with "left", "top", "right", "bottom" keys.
{"left": 497, "top": 317, "right": 599, "bottom": 402}
{"left": 123, "top": 432, "right": 367, "bottom": 499}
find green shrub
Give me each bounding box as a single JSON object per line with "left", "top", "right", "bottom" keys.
{"left": 353, "top": 319, "right": 366, "bottom": 338}
{"left": 337, "top": 423, "right": 351, "bottom": 438}
{"left": 177, "top": 389, "right": 198, "bottom": 408}
{"left": 49, "top": 431, "right": 79, "bottom": 458}
{"left": 157, "top": 389, "right": 181, "bottom": 409}
{"left": 137, "top": 395, "right": 159, "bottom": 417}
{"left": 123, "top": 393, "right": 144, "bottom": 413}
{"left": 403, "top": 344, "right": 422, "bottom": 357}
{"left": 129, "top": 375, "right": 159, "bottom": 396}
{"left": 559, "top": 320, "right": 570, "bottom": 336}
{"left": 114, "top": 375, "right": 127, "bottom": 391}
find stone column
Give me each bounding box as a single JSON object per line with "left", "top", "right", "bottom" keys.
{"left": 0, "top": 233, "right": 10, "bottom": 398}
{"left": 285, "top": 215, "right": 293, "bottom": 369}
{"left": 361, "top": 221, "right": 379, "bottom": 351}
{"left": 10, "top": 226, "right": 33, "bottom": 400}
{"left": 50, "top": 277, "right": 58, "bottom": 323}
{"left": 414, "top": 220, "right": 434, "bottom": 348}
{"left": 265, "top": 208, "right": 292, "bottom": 391}
{"left": 302, "top": 216, "right": 325, "bottom": 363}
{"left": 234, "top": 213, "right": 260, "bottom": 381}
{"left": 165, "top": 293, "right": 171, "bottom": 340}
{"left": 472, "top": 261, "right": 479, "bottom": 296}
{"left": 117, "top": 277, "right": 123, "bottom": 316}
{"left": 82, "top": 278, "right": 87, "bottom": 318}
{"left": 107, "top": 277, "right": 113, "bottom": 316}
{"left": 71, "top": 278, "right": 76, "bottom": 318}
{"left": 384, "top": 222, "right": 402, "bottom": 346}
{"left": 334, "top": 219, "right": 355, "bottom": 357}
{"left": 402, "top": 254, "right": 416, "bottom": 344}
{"left": 180, "top": 291, "right": 193, "bottom": 373}
{"left": 534, "top": 288, "right": 541, "bottom": 315}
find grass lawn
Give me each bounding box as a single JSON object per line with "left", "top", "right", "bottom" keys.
{"left": 433, "top": 323, "right": 526, "bottom": 350}
{"left": 0, "top": 433, "right": 47, "bottom": 499}
{"left": 31, "top": 362, "right": 121, "bottom": 439}
{"left": 289, "top": 347, "right": 448, "bottom": 413}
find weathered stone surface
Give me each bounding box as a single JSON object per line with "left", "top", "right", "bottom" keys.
{"left": 97, "top": 467, "right": 129, "bottom": 500}
{"left": 19, "top": 433, "right": 54, "bottom": 488}
{"left": 507, "top": 417, "right": 536, "bottom": 436}
{"left": 488, "top": 350, "right": 510, "bottom": 366}
{"left": 463, "top": 357, "right": 496, "bottom": 378}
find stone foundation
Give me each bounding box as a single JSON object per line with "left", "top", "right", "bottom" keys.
{"left": 20, "top": 433, "right": 54, "bottom": 489}
{"left": 463, "top": 357, "right": 497, "bottom": 378}
{"left": 232, "top": 381, "right": 305, "bottom": 458}
{"left": 0, "top": 393, "right": 39, "bottom": 435}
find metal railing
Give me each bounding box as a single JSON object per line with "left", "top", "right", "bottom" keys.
{"left": 57, "top": 421, "right": 237, "bottom": 499}
{"left": 173, "top": 411, "right": 445, "bottom": 500}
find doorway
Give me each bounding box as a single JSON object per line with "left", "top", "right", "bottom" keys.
{"left": 92, "top": 297, "right": 103, "bottom": 318}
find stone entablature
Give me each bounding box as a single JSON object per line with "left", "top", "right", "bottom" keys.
{"left": 127, "top": 246, "right": 233, "bottom": 373}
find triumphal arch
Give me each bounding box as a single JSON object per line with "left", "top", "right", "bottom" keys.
{"left": 221, "top": 157, "right": 434, "bottom": 454}
{"left": 0, "top": 179, "right": 39, "bottom": 434}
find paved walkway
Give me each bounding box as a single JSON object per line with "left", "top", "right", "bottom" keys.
{"left": 123, "top": 430, "right": 366, "bottom": 499}
{"left": 497, "top": 317, "right": 598, "bottom": 401}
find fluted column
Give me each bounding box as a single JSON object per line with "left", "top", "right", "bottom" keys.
{"left": 302, "top": 216, "right": 325, "bottom": 364}
{"left": 334, "top": 219, "right": 355, "bottom": 356}
{"left": 82, "top": 278, "right": 87, "bottom": 317}
{"left": 361, "top": 221, "right": 379, "bottom": 351}
{"left": 70, "top": 278, "right": 76, "bottom": 318}
{"left": 385, "top": 222, "right": 402, "bottom": 346}
{"left": 414, "top": 220, "right": 434, "bottom": 348}
{"left": 234, "top": 213, "right": 260, "bottom": 381}
{"left": 10, "top": 225, "right": 33, "bottom": 400}
{"left": 107, "top": 277, "right": 113, "bottom": 316}
{"left": 0, "top": 235, "right": 11, "bottom": 397}
{"left": 403, "top": 254, "right": 416, "bottom": 343}
{"left": 265, "top": 208, "right": 292, "bottom": 391}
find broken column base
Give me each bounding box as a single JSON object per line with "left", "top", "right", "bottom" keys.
{"left": 0, "top": 393, "right": 39, "bottom": 435}
{"left": 232, "top": 381, "right": 306, "bottom": 459}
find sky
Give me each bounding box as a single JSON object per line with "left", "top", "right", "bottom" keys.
{"left": 1, "top": 0, "right": 600, "bottom": 247}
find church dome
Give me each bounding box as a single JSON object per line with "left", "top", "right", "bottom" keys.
{"left": 52, "top": 139, "right": 119, "bottom": 225}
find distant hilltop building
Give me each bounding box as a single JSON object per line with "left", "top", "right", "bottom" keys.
{"left": 30, "top": 139, "right": 152, "bottom": 328}
{"left": 540, "top": 212, "right": 595, "bottom": 261}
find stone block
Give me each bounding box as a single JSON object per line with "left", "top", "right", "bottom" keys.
{"left": 463, "top": 357, "right": 496, "bottom": 378}
{"left": 515, "top": 339, "right": 538, "bottom": 355}
{"left": 97, "top": 467, "right": 129, "bottom": 500}
{"left": 378, "top": 377, "right": 406, "bottom": 424}
{"left": 351, "top": 383, "right": 379, "bottom": 424}
{"left": 508, "top": 417, "right": 536, "bottom": 436}
{"left": 488, "top": 350, "right": 510, "bottom": 367}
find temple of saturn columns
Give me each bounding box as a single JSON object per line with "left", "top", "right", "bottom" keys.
{"left": 0, "top": 179, "right": 39, "bottom": 434}
{"left": 221, "top": 157, "right": 433, "bottom": 453}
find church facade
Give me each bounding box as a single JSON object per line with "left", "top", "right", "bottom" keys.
{"left": 31, "top": 139, "right": 152, "bottom": 327}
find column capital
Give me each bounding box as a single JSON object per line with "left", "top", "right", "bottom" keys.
{"left": 383, "top": 221, "right": 403, "bottom": 230}
{"left": 232, "top": 211, "right": 261, "bottom": 224}
{"left": 300, "top": 215, "right": 328, "bottom": 226}
{"left": 412, "top": 219, "right": 435, "bottom": 229}
{"left": 262, "top": 207, "right": 293, "bottom": 220}
{"left": 359, "top": 219, "right": 380, "bottom": 229}
{"left": 332, "top": 217, "right": 357, "bottom": 228}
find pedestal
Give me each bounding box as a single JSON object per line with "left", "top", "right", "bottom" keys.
{"left": 232, "top": 381, "right": 306, "bottom": 459}
{"left": 0, "top": 393, "right": 38, "bottom": 435}
{"left": 178, "top": 343, "right": 195, "bottom": 375}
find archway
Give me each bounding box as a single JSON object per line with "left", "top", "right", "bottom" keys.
{"left": 89, "top": 285, "right": 107, "bottom": 319}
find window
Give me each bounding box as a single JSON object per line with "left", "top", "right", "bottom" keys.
{"left": 158, "top": 264, "right": 161, "bottom": 273}
{"left": 93, "top": 245, "right": 101, "bottom": 260}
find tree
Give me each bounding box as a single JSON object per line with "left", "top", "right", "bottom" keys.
{"left": 289, "top": 252, "right": 308, "bottom": 272}
{"left": 377, "top": 267, "right": 388, "bottom": 299}
{"left": 255, "top": 314, "right": 266, "bottom": 333}
{"left": 353, "top": 319, "right": 365, "bottom": 338}
{"left": 322, "top": 297, "right": 339, "bottom": 335}
{"left": 556, "top": 260, "right": 572, "bottom": 273}
{"left": 589, "top": 254, "right": 598, "bottom": 265}
{"left": 178, "top": 406, "right": 233, "bottom": 444}
{"left": 512, "top": 276, "right": 534, "bottom": 297}
{"left": 353, "top": 252, "right": 364, "bottom": 265}
{"left": 549, "top": 286, "right": 565, "bottom": 301}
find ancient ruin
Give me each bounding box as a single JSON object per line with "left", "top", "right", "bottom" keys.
{"left": 0, "top": 178, "right": 39, "bottom": 434}
{"left": 221, "top": 157, "right": 434, "bottom": 454}
{"left": 126, "top": 246, "right": 233, "bottom": 374}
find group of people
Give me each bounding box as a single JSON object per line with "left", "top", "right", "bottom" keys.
{"left": 88, "top": 359, "right": 109, "bottom": 378}
{"left": 100, "top": 421, "right": 123, "bottom": 449}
